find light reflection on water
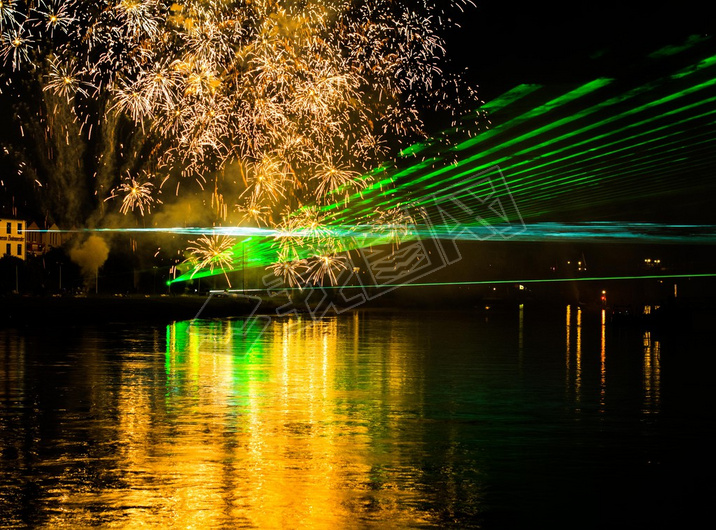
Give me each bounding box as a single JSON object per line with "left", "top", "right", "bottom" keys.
{"left": 0, "top": 307, "right": 713, "bottom": 529}
{"left": 161, "top": 315, "right": 431, "bottom": 528}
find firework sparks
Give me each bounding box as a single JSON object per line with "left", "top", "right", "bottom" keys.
{"left": 373, "top": 206, "right": 416, "bottom": 248}
{"left": 2, "top": 0, "right": 480, "bottom": 182}
{"left": 32, "top": 1, "right": 76, "bottom": 37}
{"left": 1, "top": 25, "right": 34, "bottom": 70}
{"left": 108, "top": 174, "right": 160, "bottom": 216}
{"left": 186, "top": 234, "right": 235, "bottom": 287}
{"left": 44, "top": 56, "right": 92, "bottom": 101}
{"left": 311, "top": 158, "right": 365, "bottom": 200}
{"left": 306, "top": 253, "right": 348, "bottom": 286}
{"left": 269, "top": 255, "right": 308, "bottom": 289}
{"left": 1, "top": 0, "right": 483, "bottom": 282}
{"left": 237, "top": 199, "right": 272, "bottom": 227}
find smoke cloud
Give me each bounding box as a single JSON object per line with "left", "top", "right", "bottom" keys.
{"left": 69, "top": 235, "right": 110, "bottom": 290}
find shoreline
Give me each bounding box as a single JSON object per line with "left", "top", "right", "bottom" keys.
{"left": 0, "top": 292, "right": 566, "bottom": 327}
{"left": 2, "top": 291, "right": 713, "bottom": 331}
{"left": 1, "top": 293, "right": 269, "bottom": 327}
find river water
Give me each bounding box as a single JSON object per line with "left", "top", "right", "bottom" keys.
{"left": 1, "top": 305, "right": 714, "bottom": 529}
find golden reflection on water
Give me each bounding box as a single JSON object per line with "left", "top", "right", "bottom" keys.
{"left": 0, "top": 329, "right": 24, "bottom": 405}
{"left": 642, "top": 331, "right": 661, "bottom": 414}
{"left": 600, "top": 309, "right": 607, "bottom": 411}
{"left": 565, "top": 304, "right": 571, "bottom": 393}
{"left": 62, "top": 314, "right": 437, "bottom": 529}
{"left": 518, "top": 303, "right": 524, "bottom": 370}
{"left": 565, "top": 305, "right": 584, "bottom": 403}
{"left": 564, "top": 305, "right": 663, "bottom": 416}
{"left": 575, "top": 306, "right": 582, "bottom": 401}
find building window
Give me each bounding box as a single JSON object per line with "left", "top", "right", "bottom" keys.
{"left": 5, "top": 222, "right": 10, "bottom": 234}
{"left": 17, "top": 223, "right": 22, "bottom": 234}
{"left": 5, "top": 243, "right": 9, "bottom": 256}
{"left": 17, "top": 244, "right": 22, "bottom": 256}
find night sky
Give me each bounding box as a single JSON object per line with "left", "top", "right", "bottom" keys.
{"left": 440, "top": 1, "right": 716, "bottom": 225}
{"left": 449, "top": 1, "right": 714, "bottom": 100}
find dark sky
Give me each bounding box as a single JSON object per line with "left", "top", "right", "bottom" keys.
{"left": 447, "top": 1, "right": 714, "bottom": 101}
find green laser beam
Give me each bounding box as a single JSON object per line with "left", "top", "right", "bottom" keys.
{"left": 220, "top": 273, "right": 716, "bottom": 292}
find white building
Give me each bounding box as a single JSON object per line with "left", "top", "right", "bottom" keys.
{"left": 25, "top": 221, "right": 70, "bottom": 256}
{"left": 0, "top": 218, "right": 26, "bottom": 260}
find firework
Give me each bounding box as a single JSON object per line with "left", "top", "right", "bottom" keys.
{"left": 268, "top": 256, "right": 308, "bottom": 290}
{"left": 185, "top": 234, "right": 235, "bottom": 287}
{"left": 44, "top": 56, "right": 92, "bottom": 101}
{"left": 373, "top": 206, "right": 416, "bottom": 249}
{"left": 274, "top": 206, "right": 333, "bottom": 252}
{"left": 240, "top": 155, "right": 290, "bottom": 206}
{"left": 111, "top": 79, "right": 154, "bottom": 123}
{"left": 310, "top": 157, "right": 365, "bottom": 200}
{"left": 0, "top": 1, "right": 19, "bottom": 30}
{"left": 113, "top": 0, "right": 163, "bottom": 39}
{"left": 237, "top": 199, "right": 272, "bottom": 227}
{"left": 306, "top": 253, "right": 348, "bottom": 286}
{"left": 31, "top": 1, "right": 76, "bottom": 37}
{"left": 1, "top": 26, "right": 33, "bottom": 70}
{"left": 1, "top": 0, "right": 482, "bottom": 281}
{"left": 107, "top": 174, "right": 160, "bottom": 216}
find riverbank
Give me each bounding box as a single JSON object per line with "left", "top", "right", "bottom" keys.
{"left": 0, "top": 293, "right": 277, "bottom": 327}
{"left": 2, "top": 289, "right": 714, "bottom": 331}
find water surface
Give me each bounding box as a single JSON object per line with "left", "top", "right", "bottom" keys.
{"left": 1, "top": 306, "right": 714, "bottom": 528}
